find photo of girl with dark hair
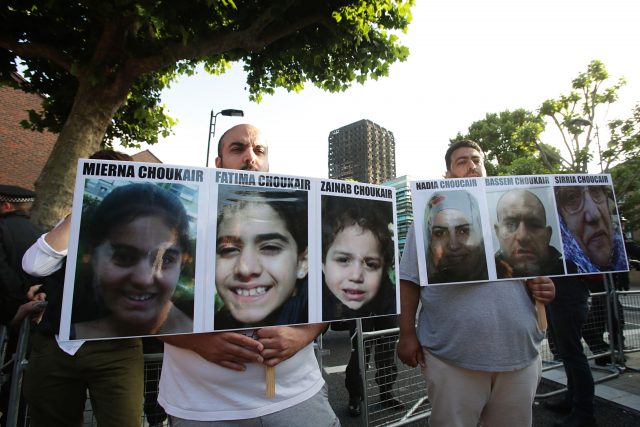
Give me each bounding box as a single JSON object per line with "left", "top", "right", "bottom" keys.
{"left": 71, "top": 182, "right": 195, "bottom": 339}
{"left": 321, "top": 196, "right": 397, "bottom": 321}
{"left": 214, "top": 186, "right": 309, "bottom": 330}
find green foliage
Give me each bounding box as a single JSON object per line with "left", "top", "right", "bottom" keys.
{"left": 605, "top": 104, "right": 640, "bottom": 231}
{"left": 539, "top": 61, "right": 639, "bottom": 231}
{"left": 603, "top": 103, "right": 640, "bottom": 169}
{"left": 1, "top": 0, "right": 413, "bottom": 143}
{"left": 455, "top": 60, "right": 639, "bottom": 232}
{"left": 539, "top": 59, "right": 626, "bottom": 173}
{"left": 0, "top": 0, "right": 414, "bottom": 227}
{"left": 611, "top": 158, "right": 640, "bottom": 232}
{"left": 451, "top": 109, "right": 561, "bottom": 176}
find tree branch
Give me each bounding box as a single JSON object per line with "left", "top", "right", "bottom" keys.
{"left": 122, "top": 2, "right": 333, "bottom": 79}
{"left": 0, "top": 34, "right": 73, "bottom": 71}
{"left": 551, "top": 114, "right": 575, "bottom": 167}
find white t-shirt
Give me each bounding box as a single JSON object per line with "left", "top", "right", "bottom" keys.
{"left": 158, "top": 341, "right": 324, "bottom": 421}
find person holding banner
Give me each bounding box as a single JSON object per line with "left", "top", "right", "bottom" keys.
{"left": 555, "top": 185, "right": 627, "bottom": 274}
{"left": 494, "top": 189, "right": 565, "bottom": 278}
{"left": 424, "top": 190, "right": 488, "bottom": 284}
{"left": 397, "top": 140, "right": 555, "bottom": 427}
{"left": 71, "top": 182, "right": 194, "bottom": 339}
{"left": 214, "top": 188, "right": 309, "bottom": 329}
{"left": 159, "top": 124, "right": 337, "bottom": 426}
{"left": 21, "top": 150, "right": 144, "bottom": 427}
{"left": 321, "top": 196, "right": 396, "bottom": 321}
{"left": 544, "top": 274, "right": 597, "bottom": 427}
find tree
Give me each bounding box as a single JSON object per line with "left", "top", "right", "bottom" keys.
{"left": 539, "top": 59, "right": 626, "bottom": 173}
{"left": 452, "top": 61, "right": 640, "bottom": 232}
{"left": 0, "top": 0, "right": 413, "bottom": 227}
{"left": 451, "top": 109, "right": 562, "bottom": 176}
{"left": 604, "top": 104, "right": 640, "bottom": 230}
{"left": 541, "top": 61, "right": 640, "bottom": 230}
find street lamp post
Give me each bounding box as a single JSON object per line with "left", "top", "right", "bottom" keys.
{"left": 206, "top": 108, "right": 244, "bottom": 167}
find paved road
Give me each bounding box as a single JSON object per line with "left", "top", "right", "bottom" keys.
{"left": 321, "top": 325, "right": 640, "bottom": 427}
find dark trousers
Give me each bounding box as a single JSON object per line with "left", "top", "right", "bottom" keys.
{"left": 142, "top": 337, "right": 167, "bottom": 426}
{"left": 23, "top": 333, "right": 144, "bottom": 427}
{"left": 546, "top": 278, "right": 594, "bottom": 417}
{"left": 345, "top": 315, "right": 398, "bottom": 400}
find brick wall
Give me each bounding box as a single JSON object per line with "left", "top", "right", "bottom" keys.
{"left": 0, "top": 79, "right": 57, "bottom": 190}
{"left": 1, "top": 75, "right": 162, "bottom": 191}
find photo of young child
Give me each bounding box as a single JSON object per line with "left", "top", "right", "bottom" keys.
{"left": 214, "top": 186, "right": 309, "bottom": 330}
{"left": 321, "top": 195, "right": 397, "bottom": 321}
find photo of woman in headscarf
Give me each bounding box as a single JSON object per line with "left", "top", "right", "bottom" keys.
{"left": 554, "top": 185, "right": 628, "bottom": 274}
{"left": 423, "top": 190, "right": 488, "bottom": 284}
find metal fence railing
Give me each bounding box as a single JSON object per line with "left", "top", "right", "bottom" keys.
{"left": 355, "top": 323, "right": 430, "bottom": 427}
{"left": 616, "top": 291, "right": 640, "bottom": 355}
{"left": 2, "top": 287, "right": 639, "bottom": 426}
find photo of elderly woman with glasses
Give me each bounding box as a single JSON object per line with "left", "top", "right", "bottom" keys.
{"left": 554, "top": 185, "right": 628, "bottom": 274}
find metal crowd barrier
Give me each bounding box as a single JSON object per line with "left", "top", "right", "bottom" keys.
{"left": 617, "top": 291, "right": 640, "bottom": 355}
{"left": 353, "top": 281, "right": 637, "bottom": 425}
{"left": 354, "top": 320, "right": 431, "bottom": 427}
{"left": 536, "top": 275, "right": 635, "bottom": 399}
{"left": 3, "top": 284, "right": 638, "bottom": 426}
{"left": 1, "top": 318, "right": 31, "bottom": 427}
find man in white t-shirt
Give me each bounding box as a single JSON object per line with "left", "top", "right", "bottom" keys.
{"left": 159, "top": 124, "right": 337, "bottom": 426}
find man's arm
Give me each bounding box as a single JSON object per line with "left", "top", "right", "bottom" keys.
{"left": 161, "top": 332, "right": 264, "bottom": 371}
{"left": 257, "top": 323, "right": 328, "bottom": 367}
{"left": 526, "top": 276, "right": 555, "bottom": 330}
{"left": 526, "top": 276, "right": 555, "bottom": 304}
{"left": 397, "top": 279, "right": 425, "bottom": 368}
{"left": 43, "top": 214, "right": 71, "bottom": 252}
{"left": 10, "top": 285, "right": 47, "bottom": 327}
{"left": 22, "top": 215, "right": 70, "bottom": 277}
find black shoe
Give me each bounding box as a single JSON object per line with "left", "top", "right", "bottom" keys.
{"left": 544, "top": 398, "right": 572, "bottom": 415}
{"left": 379, "top": 392, "right": 405, "bottom": 411}
{"left": 348, "top": 397, "right": 361, "bottom": 417}
{"left": 553, "top": 411, "right": 597, "bottom": 427}
{"left": 594, "top": 355, "right": 610, "bottom": 366}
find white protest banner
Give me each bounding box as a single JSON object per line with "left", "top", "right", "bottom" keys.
{"left": 411, "top": 174, "right": 629, "bottom": 286}
{"left": 59, "top": 160, "right": 398, "bottom": 341}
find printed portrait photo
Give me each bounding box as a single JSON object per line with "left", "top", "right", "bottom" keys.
{"left": 489, "top": 187, "right": 565, "bottom": 278}
{"left": 213, "top": 185, "right": 309, "bottom": 330}
{"left": 423, "top": 190, "right": 489, "bottom": 284}
{"left": 70, "top": 180, "right": 197, "bottom": 339}
{"left": 321, "top": 195, "right": 397, "bottom": 322}
{"left": 554, "top": 185, "right": 628, "bottom": 274}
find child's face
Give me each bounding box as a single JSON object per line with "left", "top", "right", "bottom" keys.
{"left": 323, "top": 225, "right": 384, "bottom": 311}
{"left": 215, "top": 202, "right": 308, "bottom": 325}
{"left": 91, "top": 215, "right": 182, "bottom": 333}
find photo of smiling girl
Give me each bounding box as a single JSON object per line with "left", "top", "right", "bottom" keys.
{"left": 214, "top": 186, "right": 309, "bottom": 330}
{"left": 321, "top": 196, "right": 397, "bottom": 321}
{"left": 71, "top": 182, "right": 195, "bottom": 339}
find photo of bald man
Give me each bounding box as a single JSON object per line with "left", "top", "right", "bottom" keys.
{"left": 493, "top": 188, "right": 565, "bottom": 278}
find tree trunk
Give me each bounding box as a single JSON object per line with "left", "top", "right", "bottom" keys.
{"left": 30, "top": 80, "right": 128, "bottom": 229}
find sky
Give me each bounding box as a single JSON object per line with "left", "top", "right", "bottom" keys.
{"left": 126, "top": 0, "right": 640, "bottom": 181}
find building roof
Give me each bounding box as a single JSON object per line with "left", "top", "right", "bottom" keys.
{"left": 132, "top": 149, "right": 162, "bottom": 163}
